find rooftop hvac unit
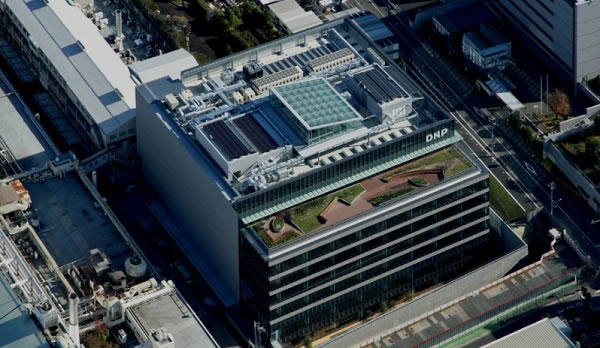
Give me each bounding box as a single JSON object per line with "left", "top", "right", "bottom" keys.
{"left": 221, "top": 70, "right": 235, "bottom": 85}
{"left": 125, "top": 255, "right": 148, "bottom": 279}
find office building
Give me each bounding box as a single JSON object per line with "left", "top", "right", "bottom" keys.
{"left": 136, "top": 21, "right": 493, "bottom": 343}
{"left": 463, "top": 25, "right": 512, "bottom": 71}
{"left": 492, "top": 0, "right": 600, "bottom": 82}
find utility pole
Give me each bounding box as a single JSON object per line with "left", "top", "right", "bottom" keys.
{"left": 549, "top": 182, "right": 562, "bottom": 217}
{"left": 546, "top": 75, "right": 549, "bottom": 113}
{"left": 254, "top": 321, "right": 266, "bottom": 348}
{"left": 540, "top": 76, "right": 543, "bottom": 116}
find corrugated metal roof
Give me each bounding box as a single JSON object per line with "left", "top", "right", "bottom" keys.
{"left": 268, "top": 0, "right": 322, "bottom": 33}
{"left": 352, "top": 13, "right": 394, "bottom": 42}
{"left": 482, "top": 318, "right": 576, "bottom": 348}
{"left": 7, "top": 0, "right": 137, "bottom": 140}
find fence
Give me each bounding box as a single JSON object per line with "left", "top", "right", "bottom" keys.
{"left": 411, "top": 267, "right": 578, "bottom": 347}
{"left": 564, "top": 230, "right": 592, "bottom": 266}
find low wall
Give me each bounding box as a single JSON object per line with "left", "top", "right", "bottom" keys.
{"left": 318, "top": 223, "right": 527, "bottom": 348}
{"left": 544, "top": 142, "right": 600, "bottom": 214}
{"left": 410, "top": 0, "right": 480, "bottom": 29}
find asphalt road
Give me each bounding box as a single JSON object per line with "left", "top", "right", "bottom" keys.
{"left": 380, "top": 10, "right": 600, "bottom": 266}
{"left": 345, "top": 0, "right": 389, "bottom": 18}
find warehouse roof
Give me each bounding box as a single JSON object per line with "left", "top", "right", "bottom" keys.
{"left": 269, "top": 0, "right": 323, "bottom": 33}
{"left": 351, "top": 12, "right": 394, "bottom": 42}
{"left": 8, "top": 0, "right": 137, "bottom": 139}
{"left": 129, "top": 49, "right": 198, "bottom": 84}
{"left": 481, "top": 317, "right": 575, "bottom": 348}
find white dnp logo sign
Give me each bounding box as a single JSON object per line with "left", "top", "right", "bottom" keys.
{"left": 426, "top": 128, "right": 448, "bottom": 142}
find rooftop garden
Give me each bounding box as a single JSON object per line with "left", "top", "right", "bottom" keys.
{"left": 382, "top": 147, "right": 472, "bottom": 179}
{"left": 558, "top": 117, "right": 600, "bottom": 189}
{"left": 251, "top": 146, "right": 475, "bottom": 248}
{"left": 285, "top": 184, "right": 366, "bottom": 233}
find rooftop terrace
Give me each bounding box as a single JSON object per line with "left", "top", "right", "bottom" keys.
{"left": 251, "top": 145, "right": 474, "bottom": 248}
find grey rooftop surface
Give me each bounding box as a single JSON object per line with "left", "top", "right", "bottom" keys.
{"left": 129, "top": 290, "right": 219, "bottom": 348}
{"left": 351, "top": 12, "right": 394, "bottom": 42}
{"left": 7, "top": 0, "right": 136, "bottom": 138}
{"left": 272, "top": 78, "right": 362, "bottom": 129}
{"left": 268, "top": 0, "right": 322, "bottom": 33}
{"left": 353, "top": 65, "right": 408, "bottom": 104}
{"left": 367, "top": 254, "right": 577, "bottom": 348}
{"left": 0, "top": 67, "right": 53, "bottom": 170}
{"left": 129, "top": 49, "right": 198, "bottom": 84}
{"left": 28, "top": 173, "right": 128, "bottom": 267}
{"left": 481, "top": 317, "right": 576, "bottom": 348}
{"left": 0, "top": 275, "right": 50, "bottom": 348}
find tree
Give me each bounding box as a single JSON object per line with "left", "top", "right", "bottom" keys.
{"left": 592, "top": 115, "right": 600, "bottom": 136}
{"left": 585, "top": 137, "right": 600, "bottom": 162}
{"left": 304, "top": 336, "right": 312, "bottom": 348}
{"left": 547, "top": 89, "right": 570, "bottom": 118}
{"left": 380, "top": 300, "right": 389, "bottom": 313}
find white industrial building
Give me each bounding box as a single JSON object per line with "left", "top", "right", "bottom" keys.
{"left": 0, "top": 0, "right": 195, "bottom": 153}
{"left": 491, "top": 0, "right": 600, "bottom": 82}
{"left": 0, "top": 0, "right": 137, "bottom": 150}
{"left": 268, "top": 0, "right": 323, "bottom": 34}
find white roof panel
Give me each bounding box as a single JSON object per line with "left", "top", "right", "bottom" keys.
{"left": 269, "top": 0, "right": 322, "bottom": 33}
{"left": 129, "top": 49, "right": 198, "bottom": 84}
{"left": 8, "top": 0, "right": 137, "bottom": 138}
{"left": 482, "top": 318, "right": 575, "bottom": 348}
{"left": 486, "top": 79, "right": 524, "bottom": 111}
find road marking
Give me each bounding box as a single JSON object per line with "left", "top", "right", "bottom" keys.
{"left": 525, "top": 162, "right": 537, "bottom": 175}
{"left": 385, "top": 16, "right": 541, "bottom": 210}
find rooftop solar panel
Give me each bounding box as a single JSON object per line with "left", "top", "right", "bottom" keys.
{"left": 354, "top": 67, "right": 407, "bottom": 104}
{"left": 234, "top": 115, "right": 278, "bottom": 153}
{"left": 203, "top": 120, "right": 250, "bottom": 160}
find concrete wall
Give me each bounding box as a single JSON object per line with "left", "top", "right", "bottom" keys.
{"left": 575, "top": 1, "right": 600, "bottom": 81}
{"left": 136, "top": 92, "right": 240, "bottom": 306}
{"left": 544, "top": 141, "right": 600, "bottom": 214}
{"left": 317, "top": 220, "right": 527, "bottom": 348}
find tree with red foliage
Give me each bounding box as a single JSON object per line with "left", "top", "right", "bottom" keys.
{"left": 547, "top": 89, "right": 570, "bottom": 118}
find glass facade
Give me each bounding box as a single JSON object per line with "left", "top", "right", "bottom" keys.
{"left": 270, "top": 79, "right": 363, "bottom": 145}
{"left": 240, "top": 175, "right": 490, "bottom": 343}
{"left": 235, "top": 120, "right": 456, "bottom": 222}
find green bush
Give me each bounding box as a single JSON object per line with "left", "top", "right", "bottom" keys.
{"left": 380, "top": 300, "right": 389, "bottom": 313}
{"left": 369, "top": 188, "right": 414, "bottom": 205}
{"left": 271, "top": 217, "right": 285, "bottom": 232}
{"left": 410, "top": 177, "right": 428, "bottom": 186}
